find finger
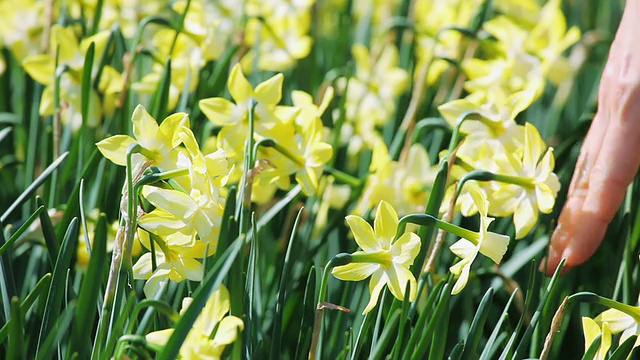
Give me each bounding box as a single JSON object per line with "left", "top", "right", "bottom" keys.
{"left": 546, "top": 104, "right": 640, "bottom": 275}
{"left": 543, "top": 113, "right": 608, "bottom": 275}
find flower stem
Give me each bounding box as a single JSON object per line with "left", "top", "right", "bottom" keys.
{"left": 309, "top": 253, "right": 351, "bottom": 360}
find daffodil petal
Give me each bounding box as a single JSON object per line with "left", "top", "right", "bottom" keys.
{"left": 332, "top": 262, "right": 379, "bottom": 281}
{"left": 345, "top": 215, "right": 377, "bottom": 252}
{"left": 374, "top": 200, "right": 398, "bottom": 248}
{"left": 146, "top": 328, "right": 174, "bottom": 347}
{"left": 363, "top": 271, "right": 385, "bottom": 314}
{"left": 96, "top": 135, "right": 136, "bottom": 166}
{"left": 391, "top": 233, "right": 421, "bottom": 266}
{"left": 513, "top": 197, "right": 537, "bottom": 239}
{"left": 255, "top": 73, "right": 284, "bottom": 105}
{"left": 199, "top": 97, "right": 238, "bottom": 126}
{"left": 213, "top": 316, "right": 245, "bottom": 345}
{"left": 228, "top": 64, "right": 252, "bottom": 103}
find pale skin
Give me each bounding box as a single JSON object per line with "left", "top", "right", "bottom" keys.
{"left": 545, "top": 0, "right": 640, "bottom": 275}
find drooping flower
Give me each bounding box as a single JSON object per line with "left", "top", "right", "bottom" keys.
{"left": 146, "top": 284, "right": 243, "bottom": 358}
{"left": 332, "top": 200, "right": 421, "bottom": 314}
{"left": 448, "top": 185, "right": 510, "bottom": 294}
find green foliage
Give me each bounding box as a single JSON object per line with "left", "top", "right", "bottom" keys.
{"left": 0, "top": 0, "right": 635, "bottom": 359}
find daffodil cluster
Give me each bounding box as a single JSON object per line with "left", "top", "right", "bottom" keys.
{"left": 435, "top": 0, "right": 576, "bottom": 239}
{"left": 199, "top": 63, "right": 333, "bottom": 199}
{"left": 97, "top": 105, "right": 229, "bottom": 297}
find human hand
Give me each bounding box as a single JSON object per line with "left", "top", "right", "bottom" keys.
{"left": 544, "top": 0, "right": 640, "bottom": 275}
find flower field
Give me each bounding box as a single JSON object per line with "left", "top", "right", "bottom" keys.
{"left": 0, "top": 0, "right": 636, "bottom": 359}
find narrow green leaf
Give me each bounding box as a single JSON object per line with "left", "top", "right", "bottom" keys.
{"left": 55, "top": 149, "right": 100, "bottom": 241}
{"left": 35, "top": 301, "right": 77, "bottom": 360}
{"left": 402, "top": 279, "right": 446, "bottom": 360}
{"left": 1, "top": 152, "right": 68, "bottom": 224}
{"left": 37, "top": 218, "right": 79, "bottom": 355}
{"left": 81, "top": 43, "right": 95, "bottom": 125}
{"left": 479, "top": 289, "right": 519, "bottom": 360}
{"left": 512, "top": 260, "right": 566, "bottom": 358}
{"left": 0, "top": 205, "right": 44, "bottom": 256}
{"left": 37, "top": 196, "right": 59, "bottom": 266}
{"left": 8, "top": 296, "right": 24, "bottom": 360}
{"left": 71, "top": 214, "right": 107, "bottom": 358}
{"left": 609, "top": 334, "right": 638, "bottom": 360}
{"left": 462, "top": 288, "right": 495, "bottom": 360}
{"left": 296, "top": 267, "right": 317, "bottom": 359}
{"left": 580, "top": 334, "right": 601, "bottom": 360}
{"left": 412, "top": 283, "right": 452, "bottom": 359}
{"left": 371, "top": 309, "right": 401, "bottom": 360}
{"left": 271, "top": 208, "right": 304, "bottom": 358}
{"left": 149, "top": 58, "right": 172, "bottom": 120}
{"left": 449, "top": 341, "right": 465, "bottom": 360}
{"left": 0, "top": 273, "right": 51, "bottom": 343}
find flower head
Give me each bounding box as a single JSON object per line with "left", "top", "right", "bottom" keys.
{"left": 332, "top": 200, "right": 421, "bottom": 314}
{"left": 449, "top": 185, "right": 510, "bottom": 294}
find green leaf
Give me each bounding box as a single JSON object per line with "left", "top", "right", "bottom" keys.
{"left": 0, "top": 205, "right": 44, "bottom": 256}
{"left": 35, "top": 301, "right": 77, "bottom": 360}
{"left": 0, "top": 273, "right": 51, "bottom": 343}
{"left": 37, "top": 196, "right": 59, "bottom": 266}
{"left": 37, "top": 217, "right": 79, "bottom": 356}
{"left": 8, "top": 296, "right": 24, "bottom": 360}
{"left": 1, "top": 152, "right": 68, "bottom": 224}
{"left": 580, "top": 334, "right": 601, "bottom": 360}
{"left": 271, "top": 208, "right": 304, "bottom": 358}
{"left": 480, "top": 289, "right": 519, "bottom": 360}
{"left": 71, "top": 214, "right": 107, "bottom": 358}
{"left": 371, "top": 309, "right": 401, "bottom": 360}
{"left": 462, "top": 288, "right": 495, "bottom": 360}
{"left": 81, "top": 42, "right": 95, "bottom": 126}
{"left": 149, "top": 57, "right": 172, "bottom": 120}
{"left": 609, "top": 334, "right": 638, "bottom": 360}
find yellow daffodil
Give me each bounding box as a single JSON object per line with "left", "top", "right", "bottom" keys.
{"left": 95, "top": 105, "right": 189, "bottom": 169}
{"left": 138, "top": 182, "right": 225, "bottom": 246}
{"left": 449, "top": 185, "right": 510, "bottom": 295}
{"left": 337, "top": 43, "right": 408, "bottom": 146}
{"left": 582, "top": 317, "right": 612, "bottom": 360}
{"left": 199, "top": 63, "right": 284, "bottom": 181}
{"left": 595, "top": 308, "right": 640, "bottom": 349}
{"left": 354, "top": 140, "right": 436, "bottom": 216}
{"left": 21, "top": 25, "right": 123, "bottom": 129}
{"left": 146, "top": 284, "right": 243, "bottom": 358}
{"left": 332, "top": 200, "right": 421, "bottom": 314}
{"left": 489, "top": 122, "right": 561, "bottom": 239}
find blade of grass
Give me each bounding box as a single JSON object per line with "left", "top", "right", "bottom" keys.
{"left": 36, "top": 217, "right": 79, "bottom": 356}
{"left": 8, "top": 296, "right": 24, "bottom": 360}
{"left": 35, "top": 301, "right": 77, "bottom": 360}
{"left": 0, "top": 273, "right": 51, "bottom": 343}
{"left": 1, "top": 151, "right": 68, "bottom": 224}
{"left": 461, "top": 288, "right": 495, "bottom": 360}
{"left": 271, "top": 208, "right": 304, "bottom": 358}
{"left": 70, "top": 213, "right": 107, "bottom": 358}
{"left": 37, "top": 196, "right": 59, "bottom": 266}
{"left": 0, "top": 205, "right": 44, "bottom": 256}
{"left": 479, "top": 289, "right": 519, "bottom": 360}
